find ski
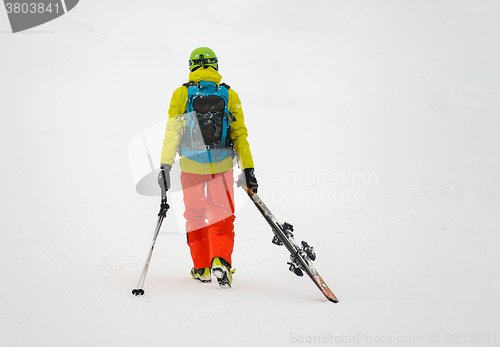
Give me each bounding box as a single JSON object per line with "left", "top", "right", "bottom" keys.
{"left": 239, "top": 184, "right": 338, "bottom": 303}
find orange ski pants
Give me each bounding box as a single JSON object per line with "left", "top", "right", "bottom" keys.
{"left": 181, "top": 169, "right": 235, "bottom": 269}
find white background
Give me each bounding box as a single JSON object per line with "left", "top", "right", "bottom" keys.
{"left": 1, "top": 1, "right": 499, "bottom": 346}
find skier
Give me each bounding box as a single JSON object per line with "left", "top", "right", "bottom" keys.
{"left": 159, "top": 47, "right": 258, "bottom": 287}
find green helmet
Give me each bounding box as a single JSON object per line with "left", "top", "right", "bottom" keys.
{"left": 189, "top": 47, "right": 218, "bottom": 71}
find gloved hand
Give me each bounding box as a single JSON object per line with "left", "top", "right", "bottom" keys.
{"left": 243, "top": 168, "right": 258, "bottom": 193}
{"left": 158, "top": 164, "right": 171, "bottom": 192}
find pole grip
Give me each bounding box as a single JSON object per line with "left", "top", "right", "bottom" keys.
{"left": 159, "top": 169, "right": 168, "bottom": 198}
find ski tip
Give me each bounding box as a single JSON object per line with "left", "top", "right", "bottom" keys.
{"left": 327, "top": 292, "right": 339, "bottom": 303}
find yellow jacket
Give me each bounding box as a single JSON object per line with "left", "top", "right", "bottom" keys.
{"left": 160, "top": 68, "right": 254, "bottom": 174}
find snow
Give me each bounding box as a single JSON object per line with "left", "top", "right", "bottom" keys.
{"left": 1, "top": 1, "right": 500, "bottom": 346}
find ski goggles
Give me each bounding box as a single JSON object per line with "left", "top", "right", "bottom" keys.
{"left": 189, "top": 56, "right": 218, "bottom": 68}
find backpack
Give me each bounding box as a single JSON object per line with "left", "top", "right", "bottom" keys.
{"left": 178, "top": 81, "right": 235, "bottom": 164}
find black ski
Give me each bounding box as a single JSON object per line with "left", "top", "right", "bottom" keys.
{"left": 239, "top": 184, "right": 339, "bottom": 303}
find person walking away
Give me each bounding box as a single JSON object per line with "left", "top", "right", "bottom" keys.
{"left": 159, "top": 47, "right": 258, "bottom": 287}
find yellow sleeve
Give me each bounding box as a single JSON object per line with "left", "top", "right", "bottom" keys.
{"left": 228, "top": 88, "right": 254, "bottom": 169}
{"left": 160, "top": 86, "right": 188, "bottom": 166}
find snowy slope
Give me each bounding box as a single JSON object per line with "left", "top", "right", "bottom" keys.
{"left": 1, "top": 1, "right": 500, "bottom": 346}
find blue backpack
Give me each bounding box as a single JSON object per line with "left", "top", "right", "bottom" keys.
{"left": 178, "top": 81, "right": 235, "bottom": 164}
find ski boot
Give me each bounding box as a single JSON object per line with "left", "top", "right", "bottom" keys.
{"left": 191, "top": 267, "right": 211, "bottom": 283}
{"left": 211, "top": 257, "right": 235, "bottom": 288}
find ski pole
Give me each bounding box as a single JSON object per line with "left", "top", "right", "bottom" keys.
{"left": 132, "top": 171, "right": 170, "bottom": 296}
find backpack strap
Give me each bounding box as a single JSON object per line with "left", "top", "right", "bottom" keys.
{"left": 219, "top": 83, "right": 236, "bottom": 121}
{"left": 183, "top": 81, "right": 229, "bottom": 89}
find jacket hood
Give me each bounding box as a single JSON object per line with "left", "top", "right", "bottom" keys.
{"left": 188, "top": 67, "right": 222, "bottom": 84}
